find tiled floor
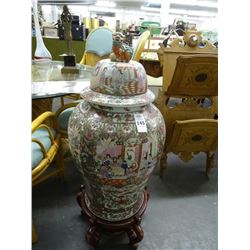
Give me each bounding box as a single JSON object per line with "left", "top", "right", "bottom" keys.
{"left": 32, "top": 151, "right": 218, "bottom": 250}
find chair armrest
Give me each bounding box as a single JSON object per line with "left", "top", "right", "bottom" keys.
{"left": 38, "top": 124, "right": 55, "bottom": 144}
{"left": 32, "top": 111, "right": 56, "bottom": 133}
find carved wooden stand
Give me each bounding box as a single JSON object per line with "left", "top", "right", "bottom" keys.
{"left": 76, "top": 185, "right": 149, "bottom": 249}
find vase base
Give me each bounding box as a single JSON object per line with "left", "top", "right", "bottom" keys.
{"left": 76, "top": 184, "right": 149, "bottom": 249}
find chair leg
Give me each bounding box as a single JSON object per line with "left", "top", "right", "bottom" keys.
{"left": 60, "top": 96, "right": 65, "bottom": 106}
{"left": 160, "top": 143, "right": 168, "bottom": 178}
{"left": 160, "top": 154, "right": 168, "bottom": 178}
{"left": 32, "top": 223, "right": 38, "bottom": 244}
{"left": 60, "top": 138, "right": 70, "bottom": 156}
{"left": 206, "top": 152, "right": 214, "bottom": 175}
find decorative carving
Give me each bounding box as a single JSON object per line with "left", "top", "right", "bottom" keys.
{"left": 161, "top": 119, "right": 218, "bottom": 176}
{"left": 177, "top": 97, "right": 206, "bottom": 107}
{"left": 177, "top": 151, "right": 193, "bottom": 162}
{"left": 183, "top": 29, "right": 201, "bottom": 47}
{"left": 110, "top": 32, "right": 134, "bottom": 62}
{"left": 165, "top": 55, "right": 218, "bottom": 97}
{"left": 156, "top": 29, "right": 218, "bottom": 178}
{"left": 180, "top": 64, "right": 217, "bottom": 88}
{"left": 165, "top": 97, "right": 213, "bottom": 112}
{"left": 61, "top": 5, "right": 73, "bottom": 55}
{"left": 158, "top": 28, "right": 217, "bottom": 58}
{"left": 192, "top": 134, "right": 203, "bottom": 141}
{"left": 60, "top": 5, "right": 79, "bottom": 73}
{"left": 195, "top": 73, "right": 208, "bottom": 82}
{"left": 182, "top": 130, "right": 210, "bottom": 146}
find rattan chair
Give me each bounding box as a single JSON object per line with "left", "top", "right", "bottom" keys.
{"left": 32, "top": 111, "right": 65, "bottom": 243}
{"left": 54, "top": 101, "right": 81, "bottom": 158}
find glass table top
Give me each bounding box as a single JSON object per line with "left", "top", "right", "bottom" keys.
{"left": 32, "top": 60, "right": 93, "bottom": 99}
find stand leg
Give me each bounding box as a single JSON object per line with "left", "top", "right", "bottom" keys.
{"left": 76, "top": 185, "right": 86, "bottom": 216}
{"left": 127, "top": 223, "right": 144, "bottom": 248}
{"left": 86, "top": 224, "right": 101, "bottom": 247}
{"left": 76, "top": 186, "right": 149, "bottom": 248}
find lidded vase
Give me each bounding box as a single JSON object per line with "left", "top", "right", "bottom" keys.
{"left": 68, "top": 58, "right": 166, "bottom": 221}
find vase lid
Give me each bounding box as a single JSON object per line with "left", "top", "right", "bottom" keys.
{"left": 80, "top": 59, "right": 155, "bottom": 107}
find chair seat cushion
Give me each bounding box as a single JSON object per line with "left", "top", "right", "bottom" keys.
{"left": 32, "top": 127, "right": 56, "bottom": 169}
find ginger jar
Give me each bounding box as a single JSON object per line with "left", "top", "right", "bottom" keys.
{"left": 68, "top": 59, "right": 166, "bottom": 221}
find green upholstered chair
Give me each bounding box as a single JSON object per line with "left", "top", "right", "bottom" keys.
{"left": 55, "top": 101, "right": 80, "bottom": 157}
{"left": 79, "top": 27, "right": 113, "bottom": 66}
{"left": 56, "top": 101, "right": 80, "bottom": 138}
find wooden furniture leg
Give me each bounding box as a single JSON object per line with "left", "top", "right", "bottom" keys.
{"left": 160, "top": 144, "right": 168, "bottom": 178}
{"left": 86, "top": 221, "right": 101, "bottom": 247}
{"left": 32, "top": 223, "right": 38, "bottom": 244}
{"left": 127, "top": 224, "right": 144, "bottom": 248}
{"left": 206, "top": 152, "right": 215, "bottom": 175}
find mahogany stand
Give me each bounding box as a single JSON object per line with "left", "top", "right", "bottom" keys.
{"left": 76, "top": 185, "right": 149, "bottom": 249}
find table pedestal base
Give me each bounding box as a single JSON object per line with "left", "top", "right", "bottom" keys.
{"left": 61, "top": 66, "right": 79, "bottom": 74}
{"left": 76, "top": 185, "right": 149, "bottom": 249}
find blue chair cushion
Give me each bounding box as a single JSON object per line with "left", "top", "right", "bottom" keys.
{"left": 32, "top": 127, "right": 56, "bottom": 169}
{"left": 86, "top": 28, "right": 113, "bottom": 57}
{"left": 57, "top": 107, "right": 75, "bottom": 130}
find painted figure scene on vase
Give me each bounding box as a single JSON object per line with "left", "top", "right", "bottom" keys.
{"left": 68, "top": 101, "right": 166, "bottom": 221}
